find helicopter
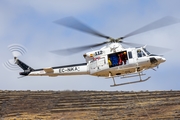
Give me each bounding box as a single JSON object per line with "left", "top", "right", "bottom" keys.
{"left": 3, "top": 16, "right": 180, "bottom": 87}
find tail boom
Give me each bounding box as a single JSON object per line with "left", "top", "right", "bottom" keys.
{"left": 28, "top": 63, "right": 88, "bottom": 77}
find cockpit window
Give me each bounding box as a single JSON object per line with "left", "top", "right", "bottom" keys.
{"left": 143, "top": 48, "right": 151, "bottom": 55}
{"left": 137, "top": 49, "right": 146, "bottom": 58}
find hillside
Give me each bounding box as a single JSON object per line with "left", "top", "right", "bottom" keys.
{"left": 0, "top": 90, "right": 180, "bottom": 120}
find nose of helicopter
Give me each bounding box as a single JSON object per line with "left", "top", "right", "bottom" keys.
{"left": 157, "top": 56, "right": 166, "bottom": 63}
{"left": 161, "top": 57, "right": 166, "bottom": 62}
{"left": 149, "top": 56, "right": 166, "bottom": 64}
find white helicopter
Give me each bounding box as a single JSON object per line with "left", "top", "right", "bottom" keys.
{"left": 4, "top": 16, "right": 180, "bottom": 87}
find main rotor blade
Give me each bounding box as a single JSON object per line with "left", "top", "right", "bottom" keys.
{"left": 50, "top": 42, "right": 108, "bottom": 56}
{"left": 121, "top": 41, "right": 144, "bottom": 47}
{"left": 54, "top": 17, "right": 110, "bottom": 39}
{"left": 122, "top": 41, "right": 171, "bottom": 54}
{"left": 121, "top": 16, "right": 180, "bottom": 39}
{"left": 146, "top": 45, "right": 171, "bottom": 54}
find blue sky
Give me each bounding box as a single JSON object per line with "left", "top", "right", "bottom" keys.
{"left": 1, "top": 0, "right": 180, "bottom": 91}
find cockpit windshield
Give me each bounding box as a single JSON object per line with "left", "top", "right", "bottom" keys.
{"left": 143, "top": 48, "right": 151, "bottom": 55}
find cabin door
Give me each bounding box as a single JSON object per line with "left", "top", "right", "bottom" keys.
{"left": 89, "top": 57, "right": 108, "bottom": 74}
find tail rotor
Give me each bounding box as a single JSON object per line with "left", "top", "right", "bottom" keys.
{"left": 8, "top": 44, "right": 27, "bottom": 58}
{"left": 3, "top": 44, "right": 27, "bottom": 71}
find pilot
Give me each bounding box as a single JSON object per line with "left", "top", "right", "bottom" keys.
{"left": 137, "top": 49, "right": 142, "bottom": 57}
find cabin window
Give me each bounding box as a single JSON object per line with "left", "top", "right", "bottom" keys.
{"left": 128, "top": 51, "right": 132, "bottom": 59}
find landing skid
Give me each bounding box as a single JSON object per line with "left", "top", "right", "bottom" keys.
{"left": 108, "top": 72, "right": 151, "bottom": 87}
{"left": 110, "top": 77, "right": 150, "bottom": 87}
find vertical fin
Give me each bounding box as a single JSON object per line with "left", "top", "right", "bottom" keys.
{"left": 14, "top": 57, "right": 34, "bottom": 76}
{"left": 15, "top": 57, "right": 34, "bottom": 71}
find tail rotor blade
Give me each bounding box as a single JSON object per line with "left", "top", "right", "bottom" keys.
{"left": 8, "top": 44, "right": 27, "bottom": 57}
{"left": 3, "top": 59, "right": 20, "bottom": 71}
{"left": 3, "top": 44, "right": 27, "bottom": 71}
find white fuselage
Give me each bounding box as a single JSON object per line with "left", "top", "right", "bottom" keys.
{"left": 28, "top": 43, "right": 166, "bottom": 77}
